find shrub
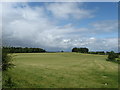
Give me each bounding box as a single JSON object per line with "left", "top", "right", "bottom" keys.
{"left": 107, "top": 51, "right": 119, "bottom": 61}
{"left": 4, "top": 77, "right": 15, "bottom": 88}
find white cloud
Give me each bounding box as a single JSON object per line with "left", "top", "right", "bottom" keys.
{"left": 46, "top": 2, "right": 94, "bottom": 19}
{"left": 91, "top": 20, "right": 118, "bottom": 33}
{"left": 1, "top": 2, "right": 118, "bottom": 52}
{"left": 86, "top": 37, "right": 118, "bottom": 52}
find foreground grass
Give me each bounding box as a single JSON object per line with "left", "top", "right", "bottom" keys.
{"left": 3, "top": 53, "right": 118, "bottom": 88}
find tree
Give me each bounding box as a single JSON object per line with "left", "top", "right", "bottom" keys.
{"left": 3, "top": 47, "right": 46, "bottom": 53}
{"left": 72, "top": 47, "right": 78, "bottom": 52}
{"left": 2, "top": 47, "right": 14, "bottom": 71}
{"left": 61, "top": 51, "right": 64, "bottom": 52}
{"left": 79, "top": 48, "right": 89, "bottom": 53}
{"left": 96, "top": 51, "right": 105, "bottom": 55}
{"left": 2, "top": 47, "right": 16, "bottom": 88}
{"left": 72, "top": 47, "right": 89, "bottom": 53}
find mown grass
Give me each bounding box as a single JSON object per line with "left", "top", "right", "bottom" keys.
{"left": 3, "top": 52, "right": 118, "bottom": 88}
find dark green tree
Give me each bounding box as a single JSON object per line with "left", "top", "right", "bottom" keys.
{"left": 72, "top": 47, "right": 89, "bottom": 53}
{"left": 79, "top": 48, "right": 89, "bottom": 53}
{"left": 72, "top": 47, "right": 78, "bottom": 52}
{"left": 2, "top": 47, "right": 14, "bottom": 71}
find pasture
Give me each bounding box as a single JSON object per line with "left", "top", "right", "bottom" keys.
{"left": 3, "top": 52, "right": 118, "bottom": 88}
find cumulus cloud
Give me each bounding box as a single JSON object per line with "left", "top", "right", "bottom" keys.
{"left": 1, "top": 2, "right": 118, "bottom": 52}
{"left": 46, "top": 2, "right": 94, "bottom": 19}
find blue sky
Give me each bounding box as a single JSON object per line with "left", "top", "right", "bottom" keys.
{"left": 28, "top": 2, "right": 118, "bottom": 38}
{"left": 2, "top": 2, "right": 118, "bottom": 52}
{"left": 28, "top": 2, "right": 118, "bottom": 21}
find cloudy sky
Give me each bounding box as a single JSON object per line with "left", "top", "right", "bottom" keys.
{"left": 1, "top": 2, "right": 118, "bottom": 52}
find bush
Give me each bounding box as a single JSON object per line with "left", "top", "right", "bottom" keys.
{"left": 4, "top": 77, "right": 15, "bottom": 88}
{"left": 107, "top": 51, "right": 119, "bottom": 61}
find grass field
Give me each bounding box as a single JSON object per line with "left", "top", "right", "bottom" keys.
{"left": 3, "top": 52, "right": 118, "bottom": 88}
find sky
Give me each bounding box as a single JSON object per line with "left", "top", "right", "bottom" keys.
{"left": 1, "top": 2, "right": 118, "bottom": 52}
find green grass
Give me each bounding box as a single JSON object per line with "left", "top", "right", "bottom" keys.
{"left": 3, "top": 52, "right": 118, "bottom": 88}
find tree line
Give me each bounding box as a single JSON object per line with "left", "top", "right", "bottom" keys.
{"left": 72, "top": 47, "right": 120, "bottom": 55}
{"left": 3, "top": 47, "right": 46, "bottom": 53}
